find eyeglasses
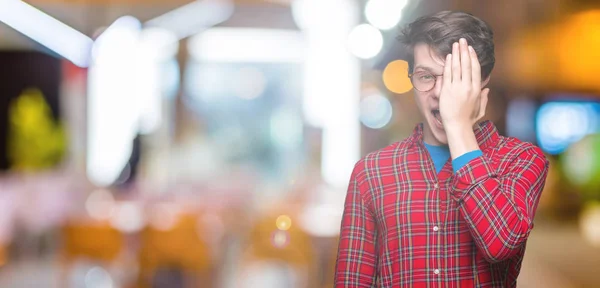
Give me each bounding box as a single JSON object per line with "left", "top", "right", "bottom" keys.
{"left": 408, "top": 71, "right": 443, "bottom": 92}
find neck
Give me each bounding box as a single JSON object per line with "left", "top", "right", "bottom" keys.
{"left": 422, "top": 125, "right": 445, "bottom": 146}
{"left": 422, "top": 121, "right": 483, "bottom": 146}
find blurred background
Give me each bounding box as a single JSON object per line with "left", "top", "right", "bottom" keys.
{"left": 0, "top": 0, "right": 599, "bottom": 287}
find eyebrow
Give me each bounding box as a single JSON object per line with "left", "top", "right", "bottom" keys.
{"left": 414, "top": 65, "right": 443, "bottom": 75}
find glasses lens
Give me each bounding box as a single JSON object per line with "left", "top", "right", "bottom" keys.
{"left": 411, "top": 72, "right": 435, "bottom": 91}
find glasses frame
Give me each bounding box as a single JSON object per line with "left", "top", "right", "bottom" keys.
{"left": 407, "top": 72, "right": 443, "bottom": 92}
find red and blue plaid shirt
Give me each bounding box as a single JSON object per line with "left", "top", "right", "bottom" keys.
{"left": 335, "top": 120, "right": 549, "bottom": 287}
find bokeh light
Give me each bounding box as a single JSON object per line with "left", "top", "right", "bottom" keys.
{"left": 109, "top": 201, "right": 144, "bottom": 233}
{"left": 291, "top": 0, "right": 322, "bottom": 31}
{"left": 360, "top": 93, "right": 393, "bottom": 129}
{"left": 580, "top": 202, "right": 600, "bottom": 248}
{"left": 233, "top": 66, "right": 267, "bottom": 100}
{"left": 365, "top": 0, "right": 407, "bottom": 30}
{"left": 562, "top": 133, "right": 600, "bottom": 198}
{"left": 148, "top": 203, "right": 179, "bottom": 231}
{"left": 298, "top": 203, "right": 344, "bottom": 237}
{"left": 239, "top": 262, "right": 299, "bottom": 288}
{"left": 382, "top": 60, "right": 412, "bottom": 94}
{"left": 291, "top": 0, "right": 355, "bottom": 32}
{"left": 536, "top": 102, "right": 600, "bottom": 155}
{"left": 84, "top": 266, "right": 114, "bottom": 288}
{"left": 271, "top": 230, "right": 290, "bottom": 249}
{"left": 85, "top": 189, "right": 115, "bottom": 220}
{"left": 276, "top": 215, "right": 292, "bottom": 231}
{"left": 347, "top": 24, "right": 383, "bottom": 59}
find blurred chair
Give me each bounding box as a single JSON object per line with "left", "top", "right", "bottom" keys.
{"left": 237, "top": 210, "right": 318, "bottom": 288}
{"left": 137, "top": 212, "right": 213, "bottom": 288}
{"left": 60, "top": 220, "right": 125, "bottom": 286}
{"left": 62, "top": 221, "right": 123, "bottom": 262}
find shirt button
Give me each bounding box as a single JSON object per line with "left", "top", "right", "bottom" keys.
{"left": 433, "top": 226, "right": 439, "bottom": 232}
{"left": 434, "top": 269, "right": 440, "bottom": 275}
{"left": 434, "top": 183, "right": 439, "bottom": 189}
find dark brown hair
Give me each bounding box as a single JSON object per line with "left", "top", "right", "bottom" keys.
{"left": 397, "top": 11, "right": 495, "bottom": 79}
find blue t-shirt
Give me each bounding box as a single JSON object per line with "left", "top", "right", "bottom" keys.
{"left": 424, "top": 143, "right": 483, "bottom": 173}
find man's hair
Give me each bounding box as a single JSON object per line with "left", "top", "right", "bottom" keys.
{"left": 397, "top": 11, "right": 495, "bottom": 80}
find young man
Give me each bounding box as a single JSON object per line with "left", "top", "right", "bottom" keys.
{"left": 334, "top": 11, "right": 549, "bottom": 287}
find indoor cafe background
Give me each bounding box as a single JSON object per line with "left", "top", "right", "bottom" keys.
{"left": 0, "top": 0, "right": 599, "bottom": 287}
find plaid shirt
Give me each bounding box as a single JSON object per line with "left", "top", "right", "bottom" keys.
{"left": 335, "top": 121, "right": 549, "bottom": 287}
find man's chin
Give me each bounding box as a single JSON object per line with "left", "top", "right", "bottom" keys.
{"left": 423, "top": 122, "right": 448, "bottom": 145}
{"left": 431, "top": 129, "right": 448, "bottom": 144}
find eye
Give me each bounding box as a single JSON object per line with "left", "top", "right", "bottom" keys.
{"left": 414, "top": 73, "right": 434, "bottom": 82}
{"left": 420, "top": 74, "right": 434, "bottom": 81}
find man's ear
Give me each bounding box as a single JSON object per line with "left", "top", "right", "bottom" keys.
{"left": 482, "top": 75, "right": 491, "bottom": 88}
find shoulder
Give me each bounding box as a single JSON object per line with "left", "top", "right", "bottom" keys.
{"left": 493, "top": 135, "right": 549, "bottom": 170}
{"left": 495, "top": 136, "right": 545, "bottom": 158}
{"left": 351, "top": 138, "right": 413, "bottom": 183}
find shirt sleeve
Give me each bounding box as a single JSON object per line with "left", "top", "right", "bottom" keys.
{"left": 452, "top": 149, "right": 483, "bottom": 173}
{"left": 334, "top": 160, "right": 378, "bottom": 287}
{"left": 451, "top": 145, "right": 549, "bottom": 263}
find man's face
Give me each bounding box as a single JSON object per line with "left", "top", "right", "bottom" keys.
{"left": 412, "top": 42, "right": 447, "bottom": 145}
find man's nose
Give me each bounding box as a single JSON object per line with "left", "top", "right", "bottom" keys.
{"left": 432, "top": 77, "right": 443, "bottom": 100}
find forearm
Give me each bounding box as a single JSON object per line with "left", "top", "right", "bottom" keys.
{"left": 445, "top": 123, "right": 480, "bottom": 160}
{"left": 456, "top": 173, "right": 533, "bottom": 262}
{"left": 451, "top": 150, "right": 549, "bottom": 263}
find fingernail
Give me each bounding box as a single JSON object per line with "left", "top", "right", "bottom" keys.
{"left": 468, "top": 46, "right": 474, "bottom": 52}
{"left": 460, "top": 38, "right": 466, "bottom": 44}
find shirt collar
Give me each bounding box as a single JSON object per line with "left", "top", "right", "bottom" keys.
{"left": 408, "top": 120, "right": 500, "bottom": 151}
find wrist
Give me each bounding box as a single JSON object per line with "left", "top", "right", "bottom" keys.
{"left": 443, "top": 119, "right": 471, "bottom": 132}
{"left": 444, "top": 124, "right": 479, "bottom": 160}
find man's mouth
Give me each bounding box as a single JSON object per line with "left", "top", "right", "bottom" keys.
{"left": 431, "top": 109, "right": 443, "bottom": 126}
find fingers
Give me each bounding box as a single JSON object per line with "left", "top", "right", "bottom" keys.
{"left": 459, "top": 38, "right": 472, "bottom": 84}
{"left": 469, "top": 45, "right": 482, "bottom": 91}
{"left": 443, "top": 53, "right": 452, "bottom": 89}
{"left": 451, "top": 42, "right": 461, "bottom": 83}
